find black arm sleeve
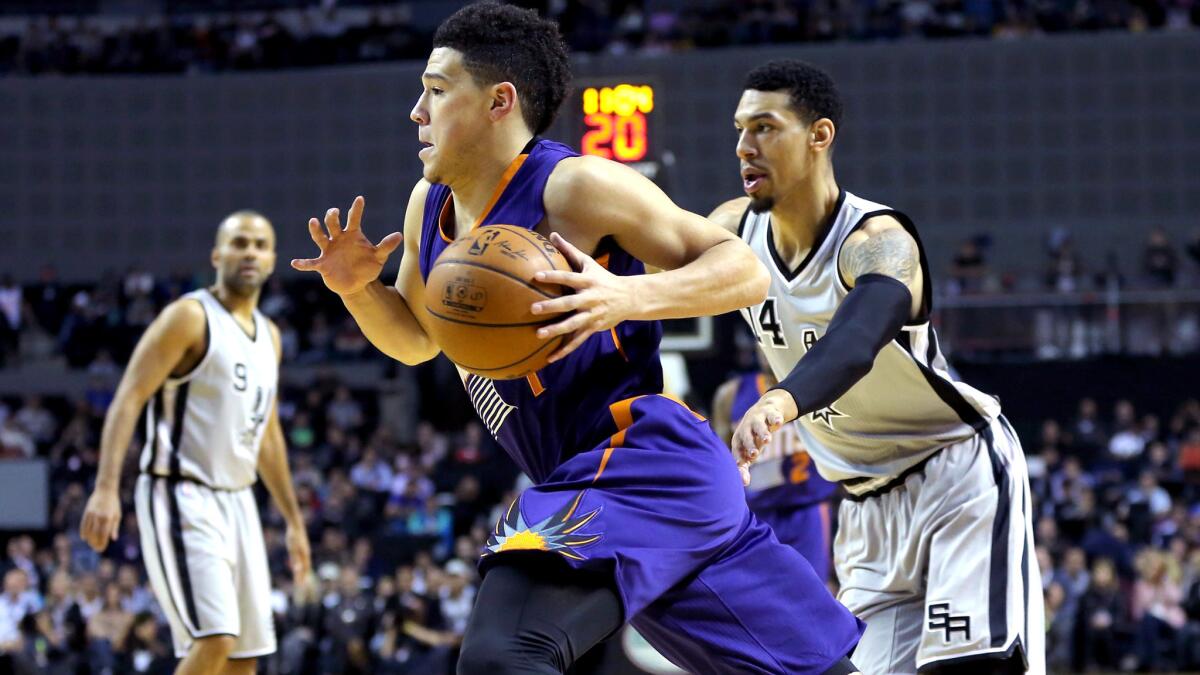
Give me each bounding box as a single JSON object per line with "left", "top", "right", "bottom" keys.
{"left": 771, "top": 273, "right": 912, "bottom": 417}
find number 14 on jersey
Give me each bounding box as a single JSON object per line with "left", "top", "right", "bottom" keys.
{"left": 743, "top": 298, "right": 788, "bottom": 348}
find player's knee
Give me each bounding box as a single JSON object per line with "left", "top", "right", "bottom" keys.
{"left": 191, "top": 634, "right": 237, "bottom": 662}
{"left": 458, "top": 628, "right": 566, "bottom": 675}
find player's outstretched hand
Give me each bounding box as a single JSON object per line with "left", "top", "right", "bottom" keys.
{"left": 531, "top": 232, "right": 636, "bottom": 363}
{"left": 79, "top": 488, "right": 121, "bottom": 553}
{"left": 291, "top": 196, "right": 403, "bottom": 297}
{"left": 730, "top": 390, "right": 797, "bottom": 486}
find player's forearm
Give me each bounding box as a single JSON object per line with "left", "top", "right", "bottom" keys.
{"left": 95, "top": 395, "right": 143, "bottom": 493}
{"left": 339, "top": 280, "right": 438, "bottom": 365}
{"left": 258, "top": 441, "right": 304, "bottom": 528}
{"left": 629, "top": 239, "right": 769, "bottom": 320}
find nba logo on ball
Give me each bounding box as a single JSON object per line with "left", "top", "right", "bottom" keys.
{"left": 442, "top": 280, "right": 487, "bottom": 314}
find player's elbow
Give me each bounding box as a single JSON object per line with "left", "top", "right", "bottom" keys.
{"left": 390, "top": 339, "right": 440, "bottom": 366}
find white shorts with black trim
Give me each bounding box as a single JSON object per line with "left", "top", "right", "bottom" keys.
{"left": 135, "top": 475, "right": 276, "bottom": 660}
{"left": 835, "top": 417, "right": 1045, "bottom": 673}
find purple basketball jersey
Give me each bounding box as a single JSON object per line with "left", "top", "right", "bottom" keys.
{"left": 418, "top": 139, "right": 663, "bottom": 483}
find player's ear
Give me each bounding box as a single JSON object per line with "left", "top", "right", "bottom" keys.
{"left": 810, "top": 118, "right": 836, "bottom": 152}
{"left": 489, "top": 82, "right": 518, "bottom": 121}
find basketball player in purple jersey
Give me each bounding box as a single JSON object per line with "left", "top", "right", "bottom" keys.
{"left": 712, "top": 362, "right": 837, "bottom": 583}
{"left": 293, "top": 4, "right": 863, "bottom": 673}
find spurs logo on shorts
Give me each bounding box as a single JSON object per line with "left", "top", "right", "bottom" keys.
{"left": 927, "top": 602, "right": 971, "bottom": 643}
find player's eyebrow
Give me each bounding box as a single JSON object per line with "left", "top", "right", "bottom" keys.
{"left": 422, "top": 71, "right": 450, "bottom": 83}
{"left": 735, "top": 111, "right": 783, "bottom": 125}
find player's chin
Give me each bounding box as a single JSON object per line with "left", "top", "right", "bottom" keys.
{"left": 748, "top": 195, "right": 775, "bottom": 214}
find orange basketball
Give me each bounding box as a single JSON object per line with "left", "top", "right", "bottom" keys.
{"left": 423, "top": 225, "right": 571, "bottom": 380}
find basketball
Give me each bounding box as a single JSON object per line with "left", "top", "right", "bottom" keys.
{"left": 423, "top": 225, "right": 572, "bottom": 380}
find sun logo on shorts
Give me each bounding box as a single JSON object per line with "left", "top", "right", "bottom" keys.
{"left": 484, "top": 491, "right": 603, "bottom": 561}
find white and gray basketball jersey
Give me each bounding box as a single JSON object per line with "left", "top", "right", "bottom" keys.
{"left": 739, "top": 190, "right": 1001, "bottom": 495}
{"left": 139, "top": 289, "right": 278, "bottom": 489}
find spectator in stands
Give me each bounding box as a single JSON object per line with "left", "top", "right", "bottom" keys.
{"left": 1180, "top": 428, "right": 1200, "bottom": 480}
{"left": 86, "top": 583, "right": 132, "bottom": 672}
{"left": 949, "top": 237, "right": 989, "bottom": 294}
{"left": 3, "top": 536, "right": 39, "bottom": 589}
{"left": 350, "top": 445, "right": 395, "bottom": 495}
{"left": 0, "top": 568, "right": 40, "bottom": 655}
{"left": 117, "top": 610, "right": 172, "bottom": 674}
{"left": 115, "top": 564, "right": 152, "bottom": 615}
{"left": 0, "top": 275, "right": 22, "bottom": 366}
{"left": 327, "top": 384, "right": 365, "bottom": 433}
{"left": 1110, "top": 399, "right": 1147, "bottom": 462}
{"left": 0, "top": 417, "right": 35, "bottom": 458}
{"left": 13, "top": 395, "right": 56, "bottom": 448}
{"left": 1143, "top": 228, "right": 1179, "bottom": 288}
{"left": 1132, "top": 549, "right": 1186, "bottom": 671}
{"left": 320, "top": 566, "right": 373, "bottom": 674}
{"left": 73, "top": 573, "right": 102, "bottom": 622}
{"left": 1072, "top": 397, "right": 1107, "bottom": 456}
{"left": 1077, "top": 557, "right": 1130, "bottom": 671}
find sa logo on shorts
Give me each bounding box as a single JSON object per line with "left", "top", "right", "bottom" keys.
{"left": 927, "top": 602, "right": 971, "bottom": 642}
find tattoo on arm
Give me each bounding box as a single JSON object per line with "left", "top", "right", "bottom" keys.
{"left": 841, "top": 228, "right": 919, "bottom": 285}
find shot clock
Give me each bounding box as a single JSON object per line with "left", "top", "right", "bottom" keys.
{"left": 574, "top": 79, "right": 664, "bottom": 182}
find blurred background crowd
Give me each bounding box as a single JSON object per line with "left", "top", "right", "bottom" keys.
{"left": 1, "top": 0, "right": 1198, "bottom": 76}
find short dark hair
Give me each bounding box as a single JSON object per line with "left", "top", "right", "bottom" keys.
{"left": 433, "top": 1, "right": 571, "bottom": 135}
{"left": 744, "top": 60, "right": 842, "bottom": 129}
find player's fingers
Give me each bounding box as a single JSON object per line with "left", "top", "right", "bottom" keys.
{"left": 547, "top": 328, "right": 594, "bottom": 363}
{"left": 531, "top": 293, "right": 585, "bottom": 316}
{"left": 108, "top": 517, "right": 120, "bottom": 542}
{"left": 290, "top": 257, "right": 321, "bottom": 272}
{"left": 548, "top": 232, "right": 591, "bottom": 272}
{"left": 346, "top": 196, "right": 365, "bottom": 231}
{"left": 307, "top": 218, "right": 329, "bottom": 250}
{"left": 739, "top": 462, "right": 752, "bottom": 487}
{"left": 533, "top": 269, "right": 589, "bottom": 289}
{"left": 765, "top": 411, "right": 783, "bottom": 432}
{"left": 731, "top": 426, "right": 753, "bottom": 462}
{"left": 84, "top": 515, "right": 108, "bottom": 551}
{"left": 78, "top": 512, "right": 93, "bottom": 542}
{"left": 374, "top": 232, "right": 403, "bottom": 262}
{"left": 536, "top": 311, "right": 591, "bottom": 339}
{"left": 751, "top": 418, "right": 771, "bottom": 448}
{"left": 324, "top": 208, "right": 342, "bottom": 238}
